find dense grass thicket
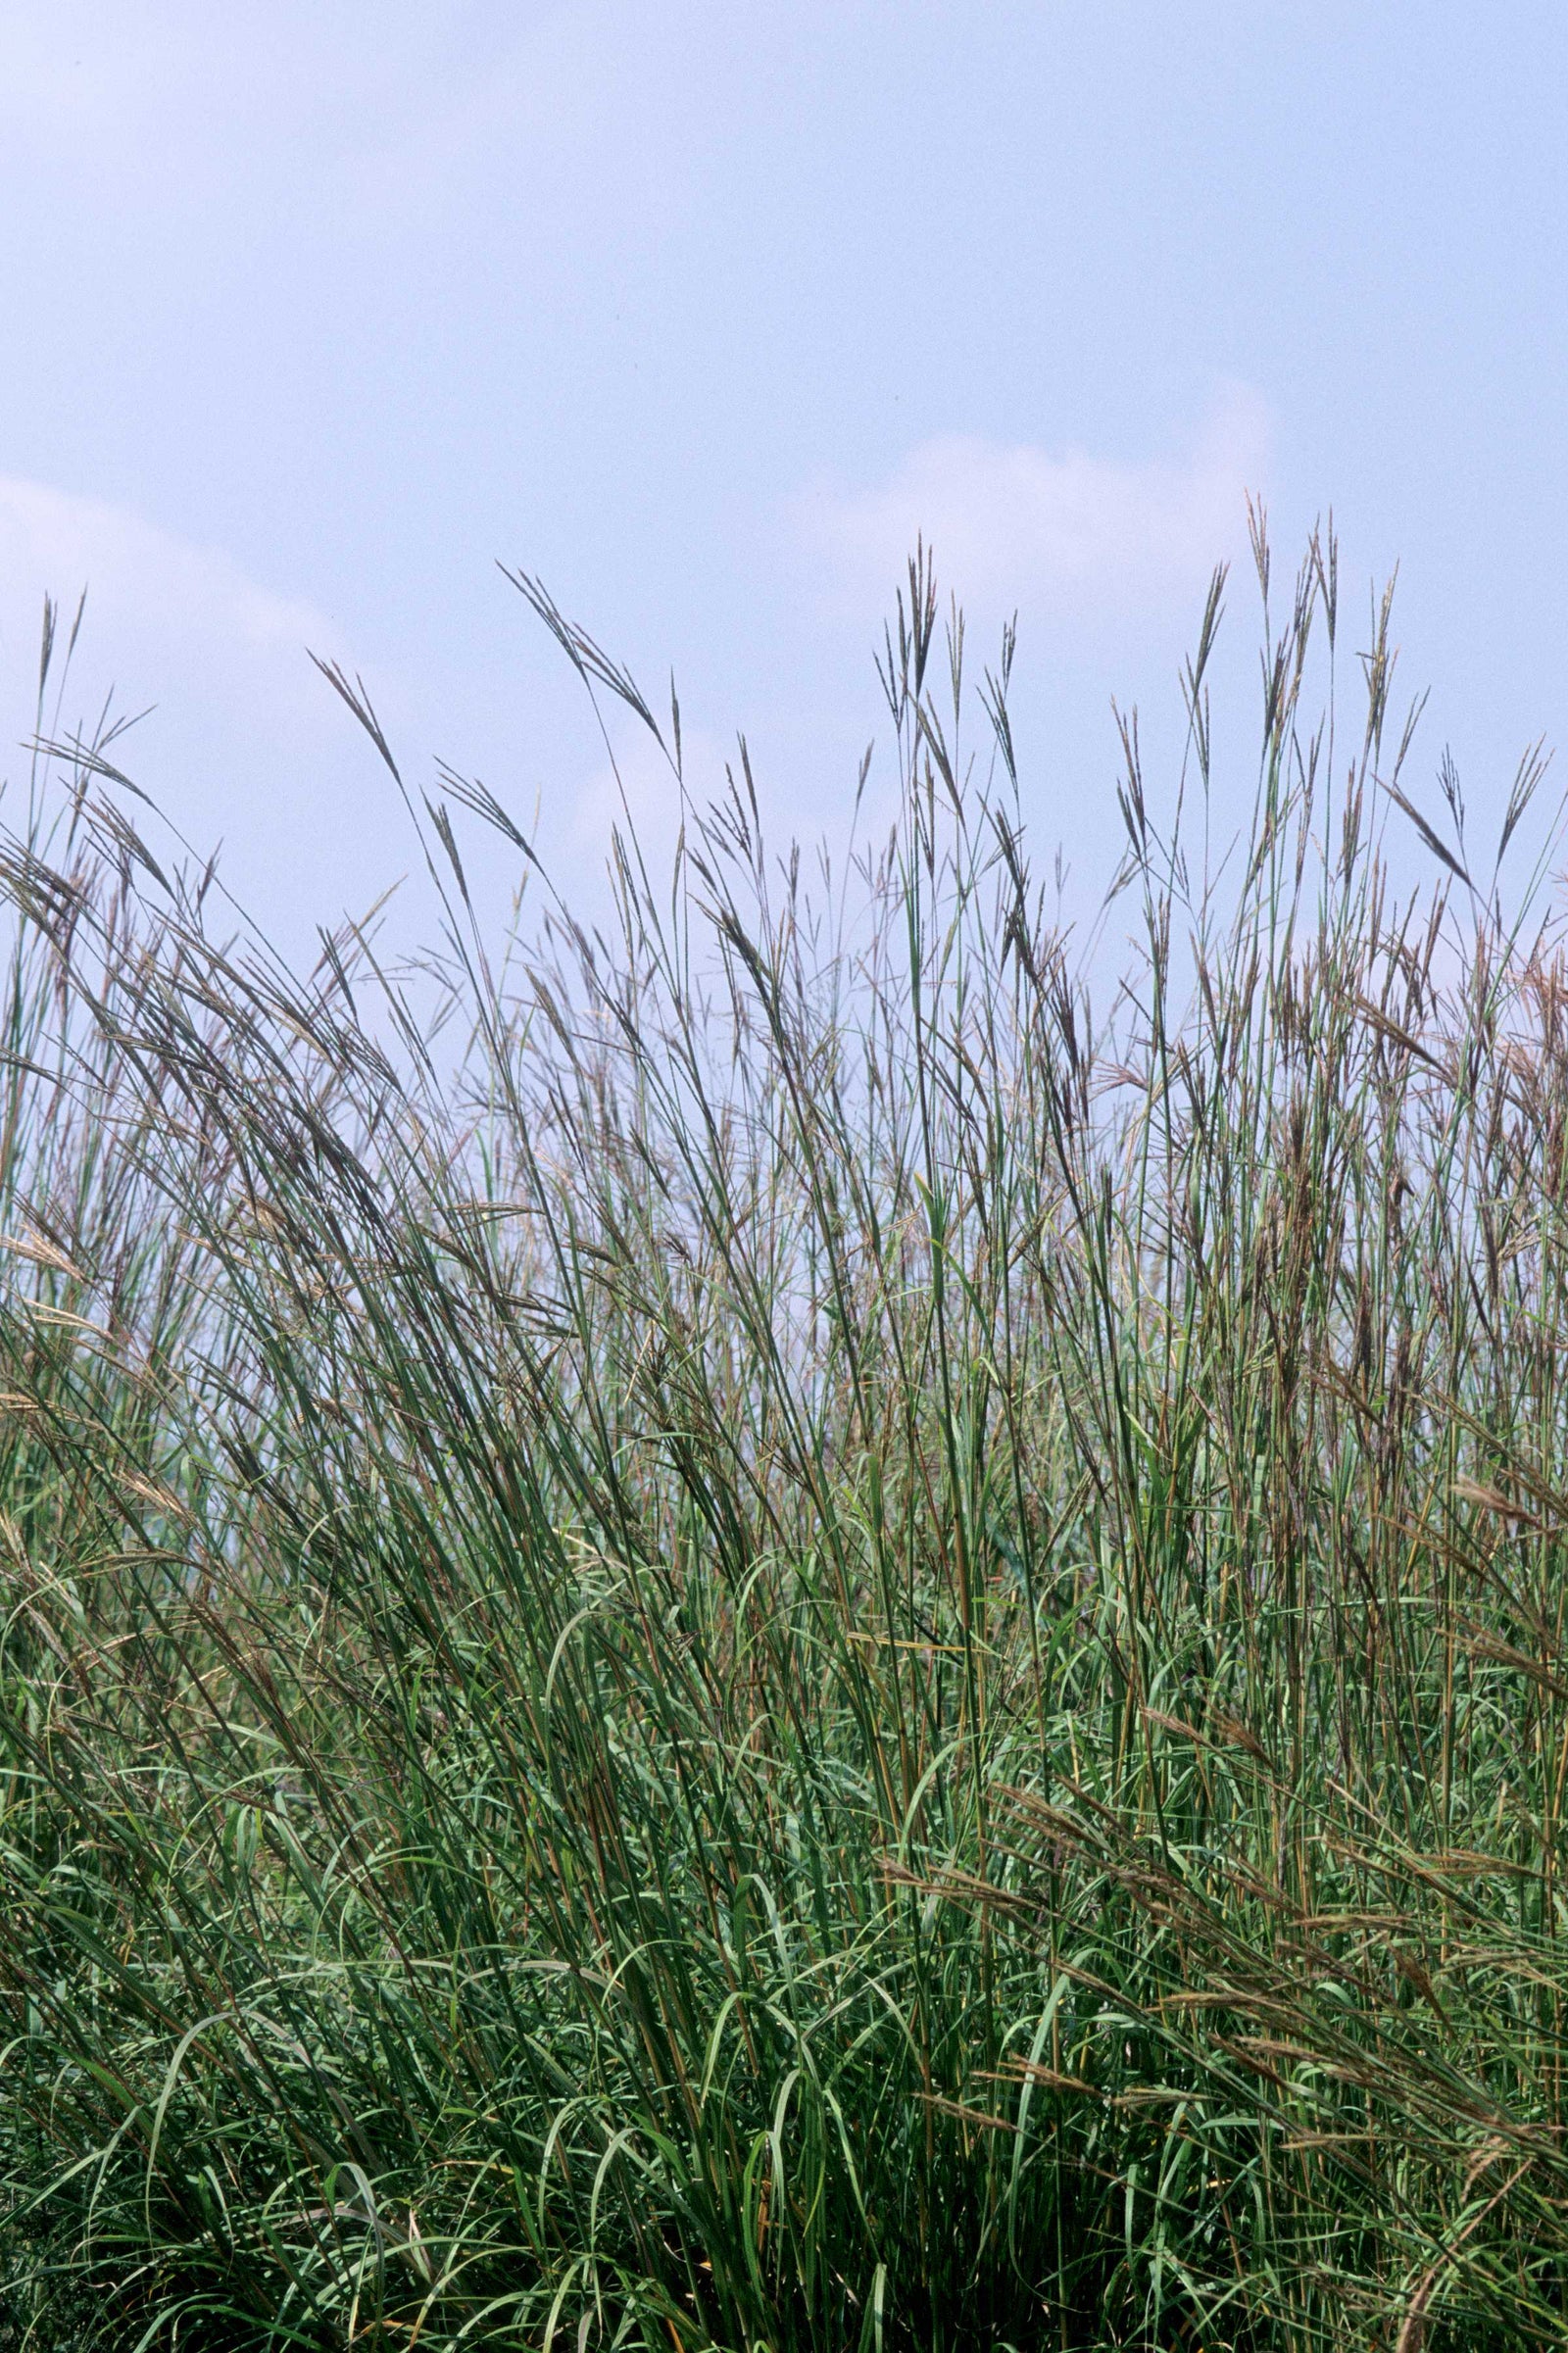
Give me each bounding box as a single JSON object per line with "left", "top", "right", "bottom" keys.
{"left": 5, "top": 527, "right": 1568, "bottom": 2349}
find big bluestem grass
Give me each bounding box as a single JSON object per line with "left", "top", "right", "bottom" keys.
{"left": 3, "top": 527, "right": 1568, "bottom": 2349}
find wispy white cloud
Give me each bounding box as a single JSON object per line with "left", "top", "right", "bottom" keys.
{"left": 0, "top": 476, "right": 405, "bottom": 941}
{"left": 793, "top": 384, "right": 1269, "bottom": 624}
{"left": 564, "top": 719, "right": 728, "bottom": 879}
{"left": 0, "top": 472, "right": 734, "bottom": 945}
{"left": 0, "top": 475, "right": 329, "bottom": 661}
{"left": 0, "top": 2, "right": 690, "bottom": 250}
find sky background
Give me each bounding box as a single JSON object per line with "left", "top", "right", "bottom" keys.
{"left": 0, "top": 1, "right": 1563, "bottom": 956}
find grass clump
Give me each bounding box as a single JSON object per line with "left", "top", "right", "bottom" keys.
{"left": 3, "top": 525, "right": 1568, "bottom": 2348}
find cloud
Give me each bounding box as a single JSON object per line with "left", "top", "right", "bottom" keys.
{"left": 0, "top": 475, "right": 328, "bottom": 661}
{"left": 0, "top": 474, "right": 709, "bottom": 955}
{"left": 0, "top": 2, "right": 690, "bottom": 254}
{"left": 0, "top": 475, "right": 409, "bottom": 944}
{"left": 564, "top": 718, "right": 730, "bottom": 880}
{"left": 793, "top": 383, "right": 1269, "bottom": 624}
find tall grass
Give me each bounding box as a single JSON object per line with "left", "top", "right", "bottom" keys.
{"left": 3, "top": 523, "right": 1568, "bottom": 2349}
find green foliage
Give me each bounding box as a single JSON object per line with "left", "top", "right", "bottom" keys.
{"left": 3, "top": 533, "right": 1568, "bottom": 2348}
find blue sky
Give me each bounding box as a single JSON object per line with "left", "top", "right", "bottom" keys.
{"left": 0, "top": 2, "right": 1563, "bottom": 950}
